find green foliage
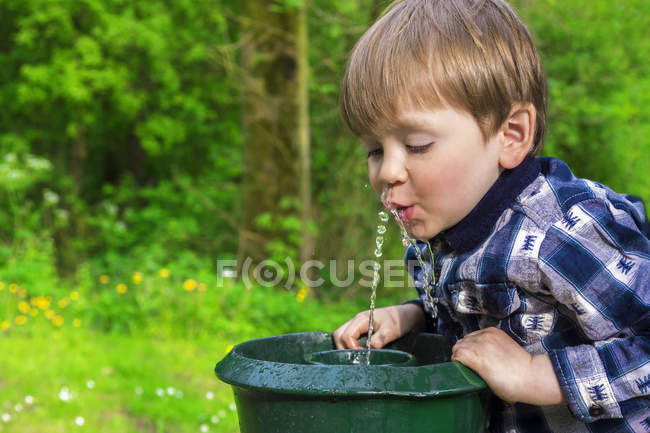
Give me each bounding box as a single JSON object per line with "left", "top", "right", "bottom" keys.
{"left": 524, "top": 0, "right": 650, "bottom": 204}
{"left": 0, "top": 0, "right": 242, "bottom": 272}
{"left": 0, "top": 0, "right": 648, "bottom": 312}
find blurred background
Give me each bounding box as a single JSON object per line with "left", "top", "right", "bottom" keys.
{"left": 0, "top": 0, "right": 648, "bottom": 431}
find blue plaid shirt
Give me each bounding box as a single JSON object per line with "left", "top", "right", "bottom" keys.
{"left": 405, "top": 157, "right": 650, "bottom": 432}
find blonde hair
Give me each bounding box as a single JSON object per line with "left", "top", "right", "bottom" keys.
{"left": 340, "top": 0, "right": 547, "bottom": 155}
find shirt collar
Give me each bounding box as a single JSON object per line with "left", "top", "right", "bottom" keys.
{"left": 437, "top": 157, "right": 542, "bottom": 254}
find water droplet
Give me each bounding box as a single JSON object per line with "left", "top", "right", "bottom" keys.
{"left": 374, "top": 248, "right": 382, "bottom": 257}
{"left": 375, "top": 236, "right": 384, "bottom": 249}
{"left": 373, "top": 261, "right": 381, "bottom": 271}
{"left": 377, "top": 225, "right": 386, "bottom": 234}
{"left": 378, "top": 211, "right": 389, "bottom": 222}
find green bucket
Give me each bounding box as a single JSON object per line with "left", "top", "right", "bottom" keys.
{"left": 215, "top": 332, "right": 490, "bottom": 433}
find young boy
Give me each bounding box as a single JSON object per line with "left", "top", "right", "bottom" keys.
{"left": 332, "top": 0, "right": 650, "bottom": 431}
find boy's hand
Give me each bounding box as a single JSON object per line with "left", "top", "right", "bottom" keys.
{"left": 333, "top": 304, "right": 425, "bottom": 350}
{"left": 451, "top": 327, "right": 566, "bottom": 405}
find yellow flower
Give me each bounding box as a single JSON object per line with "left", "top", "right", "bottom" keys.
{"left": 18, "top": 288, "right": 27, "bottom": 298}
{"left": 70, "top": 291, "right": 79, "bottom": 301}
{"left": 15, "top": 315, "right": 27, "bottom": 325}
{"left": 45, "top": 310, "right": 56, "bottom": 320}
{"left": 18, "top": 301, "right": 30, "bottom": 314}
{"left": 9, "top": 283, "right": 19, "bottom": 293}
{"left": 296, "top": 287, "right": 309, "bottom": 303}
{"left": 132, "top": 272, "right": 143, "bottom": 285}
{"left": 226, "top": 344, "right": 234, "bottom": 353}
{"left": 0, "top": 281, "right": 4, "bottom": 290}
{"left": 116, "top": 284, "right": 128, "bottom": 294}
{"left": 58, "top": 298, "right": 70, "bottom": 309}
{"left": 52, "top": 316, "right": 64, "bottom": 327}
{"left": 183, "top": 279, "right": 197, "bottom": 292}
{"left": 0, "top": 320, "right": 9, "bottom": 331}
{"left": 99, "top": 275, "right": 110, "bottom": 284}
{"left": 73, "top": 318, "right": 81, "bottom": 328}
{"left": 29, "top": 308, "right": 38, "bottom": 317}
{"left": 159, "top": 268, "right": 170, "bottom": 278}
{"left": 34, "top": 297, "right": 50, "bottom": 310}
{"left": 198, "top": 282, "right": 207, "bottom": 292}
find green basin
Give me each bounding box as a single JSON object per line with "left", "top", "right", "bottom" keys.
{"left": 304, "top": 348, "right": 416, "bottom": 366}
{"left": 215, "top": 332, "right": 490, "bottom": 433}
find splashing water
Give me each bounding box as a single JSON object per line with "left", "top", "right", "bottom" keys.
{"left": 364, "top": 211, "right": 387, "bottom": 363}
{"left": 364, "top": 187, "right": 439, "bottom": 364}
{"left": 381, "top": 188, "right": 438, "bottom": 319}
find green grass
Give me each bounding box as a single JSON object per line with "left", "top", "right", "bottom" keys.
{"left": 0, "top": 256, "right": 410, "bottom": 432}
{"left": 0, "top": 330, "right": 240, "bottom": 433}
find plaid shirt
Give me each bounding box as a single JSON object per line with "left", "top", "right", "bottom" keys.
{"left": 405, "top": 157, "right": 650, "bottom": 432}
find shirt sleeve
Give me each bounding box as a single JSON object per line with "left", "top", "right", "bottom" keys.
{"left": 537, "top": 198, "right": 650, "bottom": 424}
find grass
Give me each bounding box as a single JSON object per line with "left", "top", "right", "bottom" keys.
{"left": 0, "top": 329, "right": 240, "bottom": 433}
{"left": 0, "top": 259, "right": 411, "bottom": 432}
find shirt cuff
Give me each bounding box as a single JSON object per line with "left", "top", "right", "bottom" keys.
{"left": 549, "top": 345, "right": 623, "bottom": 423}
{"left": 401, "top": 299, "right": 436, "bottom": 332}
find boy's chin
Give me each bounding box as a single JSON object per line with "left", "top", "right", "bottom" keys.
{"left": 407, "top": 223, "right": 438, "bottom": 242}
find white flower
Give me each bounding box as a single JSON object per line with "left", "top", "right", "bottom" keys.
{"left": 59, "top": 387, "right": 73, "bottom": 402}
{"left": 43, "top": 190, "right": 60, "bottom": 205}
{"left": 205, "top": 391, "right": 214, "bottom": 400}
{"left": 228, "top": 402, "right": 236, "bottom": 411}
{"left": 1, "top": 413, "right": 10, "bottom": 422}
{"left": 24, "top": 395, "right": 34, "bottom": 405}
{"left": 211, "top": 416, "right": 220, "bottom": 424}
{"left": 14, "top": 404, "right": 22, "bottom": 412}
{"left": 86, "top": 380, "right": 95, "bottom": 389}
{"left": 200, "top": 424, "right": 209, "bottom": 432}
{"left": 166, "top": 387, "right": 175, "bottom": 395}
{"left": 75, "top": 416, "right": 85, "bottom": 426}
{"left": 134, "top": 386, "right": 143, "bottom": 396}
{"left": 156, "top": 388, "right": 164, "bottom": 397}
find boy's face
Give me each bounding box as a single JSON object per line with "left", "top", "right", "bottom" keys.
{"left": 364, "top": 106, "right": 505, "bottom": 241}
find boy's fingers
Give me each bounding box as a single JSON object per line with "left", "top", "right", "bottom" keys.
{"left": 333, "top": 320, "right": 365, "bottom": 349}
{"left": 451, "top": 345, "right": 479, "bottom": 369}
{"left": 333, "top": 321, "right": 354, "bottom": 349}
{"left": 342, "top": 321, "right": 366, "bottom": 349}
{"left": 368, "top": 323, "right": 397, "bottom": 349}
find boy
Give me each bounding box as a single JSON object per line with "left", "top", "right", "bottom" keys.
{"left": 332, "top": 0, "right": 650, "bottom": 431}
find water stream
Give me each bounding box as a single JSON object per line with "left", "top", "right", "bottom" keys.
{"left": 364, "top": 188, "right": 438, "bottom": 364}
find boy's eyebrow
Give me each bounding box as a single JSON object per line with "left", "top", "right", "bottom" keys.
{"left": 393, "top": 113, "right": 439, "bottom": 131}
{"left": 360, "top": 112, "right": 441, "bottom": 141}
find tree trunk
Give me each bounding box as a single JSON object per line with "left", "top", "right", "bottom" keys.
{"left": 238, "top": 0, "right": 311, "bottom": 276}
{"left": 296, "top": 1, "right": 314, "bottom": 268}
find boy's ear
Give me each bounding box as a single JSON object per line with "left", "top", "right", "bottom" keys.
{"left": 498, "top": 103, "right": 536, "bottom": 169}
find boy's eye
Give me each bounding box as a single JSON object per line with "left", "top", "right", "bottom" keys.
{"left": 366, "top": 143, "right": 432, "bottom": 159}
{"left": 406, "top": 143, "right": 433, "bottom": 153}
{"left": 367, "top": 148, "right": 383, "bottom": 159}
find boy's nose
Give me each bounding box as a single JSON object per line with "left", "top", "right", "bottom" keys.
{"left": 378, "top": 149, "right": 408, "bottom": 186}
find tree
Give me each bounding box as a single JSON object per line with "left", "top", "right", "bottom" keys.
{"left": 238, "top": 0, "right": 313, "bottom": 273}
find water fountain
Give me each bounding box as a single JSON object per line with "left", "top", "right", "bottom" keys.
{"left": 215, "top": 190, "right": 491, "bottom": 432}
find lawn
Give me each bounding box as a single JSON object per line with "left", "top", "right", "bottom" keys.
{"left": 0, "top": 265, "right": 400, "bottom": 432}
{"left": 0, "top": 330, "right": 239, "bottom": 433}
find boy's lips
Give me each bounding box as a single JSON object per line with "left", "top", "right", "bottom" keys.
{"left": 397, "top": 205, "right": 415, "bottom": 223}
{"left": 385, "top": 201, "right": 415, "bottom": 223}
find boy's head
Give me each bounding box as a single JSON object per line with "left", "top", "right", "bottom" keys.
{"left": 340, "top": 0, "right": 547, "bottom": 156}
